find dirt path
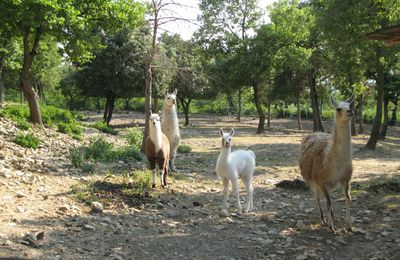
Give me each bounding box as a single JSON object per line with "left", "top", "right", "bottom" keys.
{"left": 1, "top": 113, "right": 399, "bottom": 259}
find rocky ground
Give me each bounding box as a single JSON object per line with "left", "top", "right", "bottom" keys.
{"left": 0, "top": 112, "right": 399, "bottom": 260}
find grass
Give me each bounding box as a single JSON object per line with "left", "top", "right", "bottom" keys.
{"left": 90, "top": 121, "right": 118, "bottom": 135}
{"left": 69, "top": 137, "right": 144, "bottom": 171}
{"left": 14, "top": 132, "right": 41, "bottom": 149}
{"left": 124, "top": 127, "right": 143, "bottom": 149}
{"left": 178, "top": 144, "right": 192, "bottom": 154}
{"left": 71, "top": 171, "right": 156, "bottom": 208}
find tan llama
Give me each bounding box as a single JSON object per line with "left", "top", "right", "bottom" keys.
{"left": 145, "top": 112, "right": 170, "bottom": 188}
{"left": 299, "top": 94, "right": 354, "bottom": 233}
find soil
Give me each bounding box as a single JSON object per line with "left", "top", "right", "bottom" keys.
{"left": 1, "top": 112, "right": 399, "bottom": 260}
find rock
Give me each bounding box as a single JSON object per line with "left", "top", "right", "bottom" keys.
{"left": 16, "top": 206, "right": 27, "bottom": 213}
{"left": 383, "top": 216, "right": 392, "bottom": 222}
{"left": 84, "top": 224, "right": 96, "bottom": 230}
{"left": 90, "top": 202, "right": 104, "bottom": 213}
{"left": 59, "top": 205, "right": 70, "bottom": 212}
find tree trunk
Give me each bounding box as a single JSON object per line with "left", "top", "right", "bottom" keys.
{"left": 227, "top": 92, "right": 235, "bottom": 116}
{"left": 0, "top": 57, "right": 5, "bottom": 107}
{"left": 141, "top": 59, "right": 153, "bottom": 152}
{"left": 308, "top": 70, "right": 324, "bottom": 132}
{"left": 267, "top": 102, "right": 271, "bottom": 127}
{"left": 390, "top": 99, "right": 397, "bottom": 126}
{"left": 180, "top": 99, "right": 191, "bottom": 126}
{"left": 358, "top": 95, "right": 364, "bottom": 134}
{"left": 20, "top": 26, "right": 43, "bottom": 125}
{"left": 378, "top": 95, "right": 389, "bottom": 140}
{"left": 103, "top": 96, "right": 110, "bottom": 121}
{"left": 124, "top": 98, "right": 130, "bottom": 110}
{"left": 237, "top": 88, "right": 242, "bottom": 122}
{"left": 105, "top": 94, "right": 115, "bottom": 126}
{"left": 253, "top": 82, "right": 265, "bottom": 134}
{"left": 296, "top": 90, "right": 302, "bottom": 130}
{"left": 365, "top": 46, "right": 384, "bottom": 150}
{"left": 351, "top": 118, "right": 357, "bottom": 136}
{"left": 153, "top": 96, "right": 158, "bottom": 113}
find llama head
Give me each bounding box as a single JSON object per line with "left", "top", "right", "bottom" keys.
{"left": 149, "top": 111, "right": 162, "bottom": 129}
{"left": 330, "top": 94, "right": 354, "bottom": 122}
{"left": 219, "top": 128, "right": 235, "bottom": 148}
{"left": 164, "top": 89, "right": 178, "bottom": 108}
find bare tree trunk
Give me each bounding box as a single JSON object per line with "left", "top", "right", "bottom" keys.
{"left": 237, "top": 88, "right": 242, "bottom": 122}
{"left": 105, "top": 94, "right": 115, "bottom": 126}
{"left": 351, "top": 118, "right": 357, "bottom": 136}
{"left": 358, "top": 95, "right": 364, "bottom": 134}
{"left": 20, "top": 26, "right": 43, "bottom": 125}
{"left": 267, "top": 102, "right": 271, "bottom": 127}
{"left": 103, "top": 97, "right": 110, "bottom": 121}
{"left": 0, "top": 57, "right": 5, "bottom": 107}
{"left": 379, "top": 95, "right": 389, "bottom": 140}
{"left": 227, "top": 92, "right": 235, "bottom": 116}
{"left": 253, "top": 82, "right": 265, "bottom": 134}
{"left": 296, "top": 90, "right": 302, "bottom": 130}
{"left": 390, "top": 99, "right": 397, "bottom": 126}
{"left": 180, "top": 98, "right": 191, "bottom": 126}
{"left": 153, "top": 96, "right": 158, "bottom": 113}
{"left": 365, "top": 46, "right": 384, "bottom": 150}
{"left": 308, "top": 70, "right": 324, "bottom": 132}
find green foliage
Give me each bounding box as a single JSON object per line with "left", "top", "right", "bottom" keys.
{"left": 14, "top": 132, "right": 40, "bottom": 149}
{"left": 177, "top": 145, "right": 192, "bottom": 154}
{"left": 90, "top": 121, "right": 118, "bottom": 135}
{"left": 69, "top": 137, "right": 144, "bottom": 171}
{"left": 367, "top": 177, "right": 400, "bottom": 193}
{"left": 124, "top": 127, "right": 143, "bottom": 149}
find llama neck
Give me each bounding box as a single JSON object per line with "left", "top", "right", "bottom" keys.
{"left": 217, "top": 146, "right": 231, "bottom": 164}
{"left": 149, "top": 125, "right": 163, "bottom": 152}
{"left": 162, "top": 106, "right": 179, "bottom": 128}
{"left": 331, "top": 120, "right": 352, "bottom": 160}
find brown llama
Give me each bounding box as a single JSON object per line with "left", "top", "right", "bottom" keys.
{"left": 299, "top": 94, "right": 354, "bottom": 233}
{"left": 145, "top": 112, "right": 170, "bottom": 188}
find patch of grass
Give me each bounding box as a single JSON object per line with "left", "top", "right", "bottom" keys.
{"left": 367, "top": 177, "right": 400, "bottom": 193}
{"left": 14, "top": 132, "right": 41, "bottom": 149}
{"left": 124, "top": 127, "right": 143, "bottom": 149}
{"left": 90, "top": 121, "right": 118, "bottom": 135}
{"left": 178, "top": 144, "right": 192, "bottom": 154}
{"left": 0, "top": 104, "right": 82, "bottom": 137}
{"left": 70, "top": 172, "right": 156, "bottom": 208}
{"left": 68, "top": 137, "right": 144, "bottom": 171}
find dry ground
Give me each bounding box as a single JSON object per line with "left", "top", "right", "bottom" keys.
{"left": 1, "top": 112, "right": 400, "bottom": 259}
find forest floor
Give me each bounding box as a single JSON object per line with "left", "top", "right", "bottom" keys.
{"left": 1, "top": 112, "right": 400, "bottom": 260}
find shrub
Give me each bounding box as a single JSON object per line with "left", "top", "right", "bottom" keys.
{"left": 117, "top": 146, "right": 145, "bottom": 162}
{"left": 177, "top": 145, "right": 192, "bottom": 154}
{"left": 124, "top": 127, "right": 143, "bottom": 149}
{"left": 16, "top": 119, "right": 31, "bottom": 130}
{"left": 85, "top": 137, "right": 115, "bottom": 162}
{"left": 69, "top": 147, "right": 86, "bottom": 168}
{"left": 14, "top": 132, "right": 41, "bottom": 149}
{"left": 90, "top": 121, "right": 118, "bottom": 135}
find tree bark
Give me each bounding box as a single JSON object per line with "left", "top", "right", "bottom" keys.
{"left": 390, "top": 99, "right": 397, "bottom": 126}
{"left": 105, "top": 93, "right": 115, "bottom": 126}
{"left": 296, "top": 90, "right": 302, "bottom": 130}
{"left": 358, "top": 94, "right": 364, "bottom": 134}
{"left": 308, "top": 70, "right": 324, "bottom": 132}
{"left": 103, "top": 96, "right": 110, "bottom": 121}
{"left": 20, "top": 26, "right": 43, "bottom": 125}
{"left": 267, "top": 102, "right": 271, "bottom": 127}
{"left": 365, "top": 46, "right": 384, "bottom": 150}
{"left": 227, "top": 92, "right": 235, "bottom": 116}
{"left": 180, "top": 98, "right": 191, "bottom": 126}
{"left": 237, "top": 88, "right": 242, "bottom": 122}
{"left": 378, "top": 95, "right": 389, "bottom": 140}
{"left": 0, "top": 57, "right": 5, "bottom": 107}
{"left": 253, "top": 82, "right": 265, "bottom": 133}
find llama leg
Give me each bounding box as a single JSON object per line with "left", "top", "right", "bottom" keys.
{"left": 152, "top": 169, "right": 157, "bottom": 188}
{"left": 222, "top": 178, "right": 229, "bottom": 210}
{"left": 243, "top": 177, "right": 254, "bottom": 212}
{"left": 314, "top": 192, "right": 326, "bottom": 224}
{"left": 321, "top": 186, "right": 336, "bottom": 233}
{"left": 169, "top": 146, "right": 177, "bottom": 172}
{"left": 232, "top": 177, "right": 242, "bottom": 214}
{"left": 160, "top": 169, "right": 165, "bottom": 187}
{"left": 344, "top": 181, "right": 352, "bottom": 231}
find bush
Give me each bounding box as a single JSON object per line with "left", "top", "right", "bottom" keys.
{"left": 124, "top": 127, "right": 143, "bottom": 149}
{"left": 117, "top": 146, "right": 145, "bottom": 162}
{"left": 85, "top": 137, "right": 115, "bottom": 162}
{"left": 16, "top": 119, "right": 31, "bottom": 130}
{"left": 177, "top": 145, "right": 192, "bottom": 154}
{"left": 69, "top": 147, "right": 86, "bottom": 168}
{"left": 90, "top": 121, "right": 118, "bottom": 135}
{"left": 14, "top": 132, "right": 41, "bottom": 149}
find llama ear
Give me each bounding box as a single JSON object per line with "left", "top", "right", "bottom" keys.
{"left": 346, "top": 94, "right": 354, "bottom": 104}
{"left": 173, "top": 89, "right": 178, "bottom": 95}
{"left": 329, "top": 95, "right": 337, "bottom": 108}
{"left": 230, "top": 128, "right": 235, "bottom": 137}
{"left": 219, "top": 128, "right": 224, "bottom": 137}
{"left": 158, "top": 111, "right": 162, "bottom": 117}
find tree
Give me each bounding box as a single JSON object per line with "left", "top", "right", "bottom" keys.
{"left": 77, "top": 28, "right": 150, "bottom": 125}
{"left": 196, "top": 0, "right": 261, "bottom": 122}
{"left": 0, "top": 0, "right": 145, "bottom": 125}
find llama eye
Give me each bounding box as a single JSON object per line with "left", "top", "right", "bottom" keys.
{"left": 336, "top": 108, "right": 342, "bottom": 112}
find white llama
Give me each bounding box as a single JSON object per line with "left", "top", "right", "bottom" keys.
{"left": 216, "top": 128, "right": 256, "bottom": 214}
{"left": 161, "top": 89, "right": 181, "bottom": 172}
{"left": 299, "top": 94, "right": 354, "bottom": 233}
